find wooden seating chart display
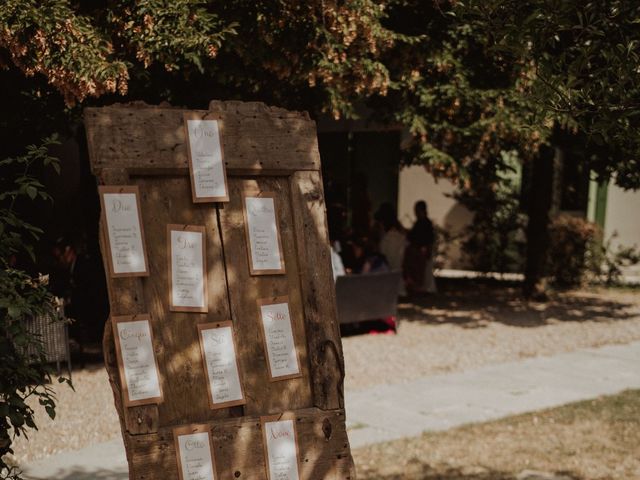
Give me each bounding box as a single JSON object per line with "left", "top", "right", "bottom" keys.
{"left": 85, "top": 101, "right": 355, "bottom": 480}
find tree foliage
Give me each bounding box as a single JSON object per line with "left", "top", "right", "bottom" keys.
{"left": 0, "top": 137, "right": 70, "bottom": 480}
{"left": 457, "top": 0, "right": 640, "bottom": 189}
{"left": 1, "top": 0, "right": 392, "bottom": 116}
{"left": 2, "top": 1, "right": 638, "bottom": 189}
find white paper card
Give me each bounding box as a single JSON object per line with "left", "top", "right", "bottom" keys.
{"left": 200, "top": 326, "right": 244, "bottom": 405}
{"left": 103, "top": 192, "right": 146, "bottom": 274}
{"left": 171, "top": 229, "right": 206, "bottom": 309}
{"left": 245, "top": 197, "right": 282, "bottom": 271}
{"left": 116, "top": 320, "right": 161, "bottom": 402}
{"left": 260, "top": 302, "right": 300, "bottom": 378}
{"left": 177, "top": 432, "right": 216, "bottom": 480}
{"left": 264, "top": 419, "right": 299, "bottom": 480}
{"left": 187, "top": 120, "right": 227, "bottom": 199}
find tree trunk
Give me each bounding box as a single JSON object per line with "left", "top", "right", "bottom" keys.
{"left": 523, "top": 144, "right": 563, "bottom": 298}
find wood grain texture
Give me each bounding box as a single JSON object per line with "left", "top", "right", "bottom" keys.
{"left": 98, "top": 168, "right": 160, "bottom": 436}
{"left": 127, "top": 408, "right": 355, "bottom": 480}
{"left": 85, "top": 102, "right": 320, "bottom": 174}
{"left": 218, "top": 177, "right": 313, "bottom": 416}
{"left": 87, "top": 101, "right": 354, "bottom": 480}
{"left": 135, "top": 176, "right": 235, "bottom": 427}
{"left": 290, "top": 171, "right": 345, "bottom": 410}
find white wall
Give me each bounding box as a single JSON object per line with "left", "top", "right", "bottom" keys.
{"left": 397, "top": 165, "right": 473, "bottom": 269}
{"left": 604, "top": 183, "right": 640, "bottom": 276}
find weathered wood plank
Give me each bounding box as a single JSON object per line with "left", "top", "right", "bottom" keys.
{"left": 87, "top": 101, "right": 354, "bottom": 480}
{"left": 218, "top": 177, "right": 314, "bottom": 416}
{"left": 98, "top": 168, "right": 160, "bottom": 436}
{"left": 290, "top": 171, "right": 345, "bottom": 410}
{"left": 84, "top": 102, "right": 320, "bottom": 174}
{"left": 128, "top": 408, "right": 355, "bottom": 480}
{"left": 134, "top": 176, "right": 237, "bottom": 427}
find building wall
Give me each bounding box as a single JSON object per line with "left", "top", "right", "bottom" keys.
{"left": 397, "top": 165, "right": 473, "bottom": 269}
{"left": 603, "top": 183, "right": 640, "bottom": 276}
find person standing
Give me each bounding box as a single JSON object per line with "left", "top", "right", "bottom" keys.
{"left": 404, "top": 200, "right": 437, "bottom": 294}
{"left": 374, "top": 203, "right": 407, "bottom": 295}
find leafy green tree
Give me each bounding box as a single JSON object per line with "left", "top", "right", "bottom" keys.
{"left": 369, "top": 1, "right": 640, "bottom": 295}
{"left": 0, "top": 137, "right": 71, "bottom": 480}
{"left": 455, "top": 1, "right": 640, "bottom": 295}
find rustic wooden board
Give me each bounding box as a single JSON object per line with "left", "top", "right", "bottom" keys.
{"left": 127, "top": 408, "right": 354, "bottom": 480}
{"left": 85, "top": 102, "right": 320, "bottom": 174}
{"left": 218, "top": 177, "right": 313, "bottom": 415}
{"left": 86, "top": 101, "right": 354, "bottom": 480}
{"left": 290, "top": 171, "right": 346, "bottom": 410}
{"left": 99, "top": 168, "right": 161, "bottom": 437}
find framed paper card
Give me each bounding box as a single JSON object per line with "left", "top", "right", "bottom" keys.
{"left": 257, "top": 297, "right": 302, "bottom": 381}
{"left": 168, "top": 225, "right": 208, "bottom": 313}
{"left": 184, "top": 113, "right": 229, "bottom": 203}
{"left": 174, "top": 424, "right": 217, "bottom": 480}
{"left": 99, "top": 186, "right": 149, "bottom": 277}
{"left": 111, "top": 314, "right": 163, "bottom": 407}
{"left": 243, "top": 193, "right": 285, "bottom": 275}
{"left": 197, "top": 321, "right": 246, "bottom": 409}
{"left": 261, "top": 413, "right": 300, "bottom": 480}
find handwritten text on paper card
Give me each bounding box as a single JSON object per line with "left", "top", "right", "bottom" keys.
{"left": 177, "top": 431, "right": 216, "bottom": 480}
{"left": 116, "top": 319, "right": 161, "bottom": 402}
{"left": 103, "top": 192, "right": 146, "bottom": 274}
{"left": 170, "top": 227, "right": 206, "bottom": 311}
{"left": 245, "top": 196, "right": 283, "bottom": 272}
{"left": 186, "top": 119, "right": 227, "bottom": 200}
{"left": 259, "top": 301, "right": 300, "bottom": 378}
{"left": 264, "top": 419, "right": 300, "bottom": 480}
{"left": 199, "top": 325, "right": 244, "bottom": 406}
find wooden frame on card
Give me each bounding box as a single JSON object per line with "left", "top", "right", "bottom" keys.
{"left": 173, "top": 424, "right": 218, "bottom": 480}
{"left": 111, "top": 314, "right": 163, "bottom": 407}
{"left": 256, "top": 296, "right": 303, "bottom": 382}
{"left": 167, "top": 224, "right": 208, "bottom": 313}
{"left": 242, "top": 191, "right": 286, "bottom": 276}
{"left": 260, "top": 412, "right": 301, "bottom": 480}
{"left": 197, "top": 321, "right": 247, "bottom": 410}
{"left": 183, "top": 112, "right": 229, "bottom": 203}
{"left": 98, "top": 185, "right": 150, "bottom": 278}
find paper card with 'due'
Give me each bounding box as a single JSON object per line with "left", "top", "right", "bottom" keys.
{"left": 99, "top": 186, "right": 149, "bottom": 277}
{"left": 168, "top": 225, "right": 208, "bottom": 313}
{"left": 184, "top": 114, "right": 229, "bottom": 203}
{"left": 261, "top": 414, "right": 300, "bottom": 480}
{"left": 243, "top": 193, "right": 285, "bottom": 275}
{"left": 257, "top": 297, "right": 302, "bottom": 381}
{"left": 174, "top": 425, "right": 217, "bottom": 480}
{"left": 197, "top": 322, "right": 246, "bottom": 409}
{"left": 112, "top": 314, "right": 163, "bottom": 406}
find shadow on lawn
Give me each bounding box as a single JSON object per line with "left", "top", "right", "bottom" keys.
{"left": 359, "top": 464, "right": 583, "bottom": 480}
{"left": 398, "top": 278, "right": 638, "bottom": 329}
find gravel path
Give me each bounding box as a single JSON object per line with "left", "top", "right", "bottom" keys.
{"left": 343, "top": 286, "right": 640, "bottom": 390}
{"left": 10, "top": 367, "right": 120, "bottom": 466}
{"left": 10, "top": 286, "right": 640, "bottom": 466}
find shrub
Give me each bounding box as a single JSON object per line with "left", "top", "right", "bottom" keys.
{"left": 547, "top": 215, "right": 599, "bottom": 287}
{"left": 589, "top": 233, "right": 640, "bottom": 286}
{"left": 455, "top": 150, "right": 527, "bottom": 273}
{"left": 0, "top": 137, "right": 71, "bottom": 480}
